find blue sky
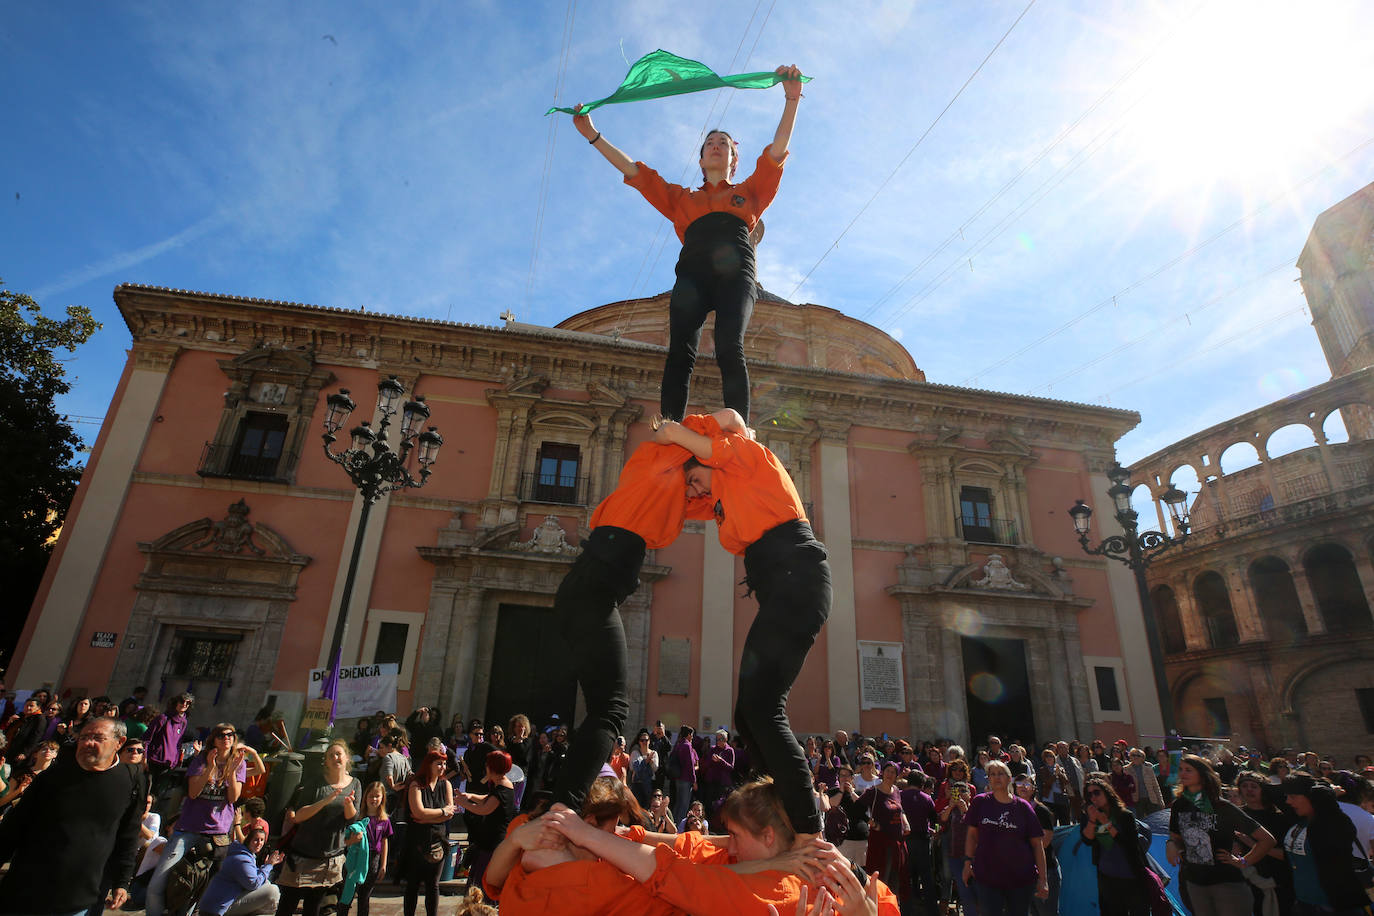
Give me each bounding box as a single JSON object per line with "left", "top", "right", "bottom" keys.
{"left": 6, "top": 0, "right": 1373, "bottom": 487}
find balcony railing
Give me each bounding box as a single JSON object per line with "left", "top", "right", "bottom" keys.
{"left": 955, "top": 516, "right": 1020, "bottom": 545}
{"left": 198, "top": 442, "right": 298, "bottom": 483}
{"left": 520, "top": 471, "right": 590, "bottom": 506}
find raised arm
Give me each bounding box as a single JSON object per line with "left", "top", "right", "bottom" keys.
{"left": 652, "top": 419, "right": 714, "bottom": 459}
{"left": 768, "top": 65, "right": 803, "bottom": 162}
{"left": 572, "top": 105, "right": 639, "bottom": 178}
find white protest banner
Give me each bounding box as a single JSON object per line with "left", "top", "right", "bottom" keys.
{"left": 307, "top": 663, "right": 399, "bottom": 718}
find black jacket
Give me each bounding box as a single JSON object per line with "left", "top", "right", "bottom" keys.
{"left": 1288, "top": 814, "right": 1370, "bottom": 909}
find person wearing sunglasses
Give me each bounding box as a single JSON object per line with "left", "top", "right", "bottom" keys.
{"left": 147, "top": 723, "right": 246, "bottom": 916}
{"left": 1081, "top": 776, "right": 1160, "bottom": 916}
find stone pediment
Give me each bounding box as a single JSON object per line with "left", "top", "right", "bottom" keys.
{"left": 946, "top": 556, "right": 1063, "bottom": 598}
{"left": 140, "top": 500, "right": 307, "bottom": 564}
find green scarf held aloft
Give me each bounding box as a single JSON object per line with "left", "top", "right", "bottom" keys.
{"left": 1181, "top": 788, "right": 1215, "bottom": 814}
{"left": 546, "top": 49, "right": 811, "bottom": 116}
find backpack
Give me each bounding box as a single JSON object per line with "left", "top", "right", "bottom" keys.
{"left": 666, "top": 746, "right": 682, "bottom": 780}
{"left": 163, "top": 839, "right": 219, "bottom": 916}
{"left": 632, "top": 754, "right": 654, "bottom": 792}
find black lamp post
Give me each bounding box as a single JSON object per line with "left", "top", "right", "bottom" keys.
{"left": 1069, "top": 462, "right": 1190, "bottom": 734}
{"left": 317, "top": 376, "right": 442, "bottom": 721}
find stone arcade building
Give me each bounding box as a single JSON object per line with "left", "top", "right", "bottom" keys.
{"left": 14, "top": 283, "right": 1159, "bottom": 747}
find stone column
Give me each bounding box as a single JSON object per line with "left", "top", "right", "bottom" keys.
{"left": 1351, "top": 552, "right": 1374, "bottom": 617}
{"left": 15, "top": 343, "right": 180, "bottom": 688}
{"left": 1287, "top": 562, "right": 1327, "bottom": 635}
{"left": 443, "top": 582, "right": 486, "bottom": 720}
{"left": 698, "top": 525, "right": 736, "bottom": 730}
{"left": 900, "top": 610, "right": 943, "bottom": 739}
{"left": 412, "top": 579, "right": 461, "bottom": 704}
{"left": 1174, "top": 577, "right": 1209, "bottom": 651}
{"left": 816, "top": 421, "right": 859, "bottom": 731}
{"left": 1227, "top": 564, "right": 1266, "bottom": 643}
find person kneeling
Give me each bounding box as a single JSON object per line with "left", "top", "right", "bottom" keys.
{"left": 197, "top": 826, "right": 283, "bottom": 916}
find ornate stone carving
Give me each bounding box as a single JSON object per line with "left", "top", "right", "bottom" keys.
{"left": 513, "top": 516, "right": 579, "bottom": 555}
{"left": 190, "top": 500, "right": 266, "bottom": 556}
{"left": 971, "top": 554, "right": 1029, "bottom": 591}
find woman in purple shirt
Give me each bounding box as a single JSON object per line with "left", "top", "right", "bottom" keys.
{"left": 147, "top": 721, "right": 246, "bottom": 916}
{"left": 962, "top": 759, "right": 1049, "bottom": 916}
{"left": 145, "top": 693, "right": 194, "bottom": 785}
{"left": 702, "top": 729, "right": 736, "bottom": 818}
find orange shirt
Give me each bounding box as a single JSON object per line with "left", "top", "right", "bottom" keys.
{"left": 625, "top": 149, "right": 788, "bottom": 243}
{"left": 590, "top": 414, "right": 717, "bottom": 548}
{"left": 693, "top": 421, "right": 807, "bottom": 556}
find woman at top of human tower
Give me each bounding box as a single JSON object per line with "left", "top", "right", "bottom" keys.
{"left": 570, "top": 62, "right": 804, "bottom": 424}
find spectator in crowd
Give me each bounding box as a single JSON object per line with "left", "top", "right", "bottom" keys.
{"left": 507, "top": 714, "right": 535, "bottom": 773}
{"left": 607, "top": 734, "right": 631, "bottom": 783}
{"left": 670, "top": 725, "right": 699, "bottom": 824}
{"left": 198, "top": 825, "right": 283, "bottom": 916}
{"left": 854, "top": 753, "right": 882, "bottom": 793}
{"left": 1126, "top": 747, "right": 1165, "bottom": 817}
{"left": 339, "top": 781, "right": 392, "bottom": 916}
{"left": 1236, "top": 769, "right": 1295, "bottom": 916}
{"left": 1081, "top": 776, "right": 1155, "bottom": 916}
{"left": 857, "top": 760, "right": 909, "bottom": 896}
{"left": 403, "top": 748, "right": 453, "bottom": 916}
{"left": 1216, "top": 748, "right": 1241, "bottom": 785}
{"left": 972, "top": 748, "right": 992, "bottom": 793}
{"left": 1334, "top": 778, "right": 1374, "bottom": 863}
{"left": 1109, "top": 756, "right": 1138, "bottom": 810}
{"left": 120, "top": 699, "right": 149, "bottom": 739}
{"left": 679, "top": 798, "right": 708, "bottom": 833}
{"left": 146, "top": 693, "right": 194, "bottom": 786}
{"left": 0, "top": 739, "right": 58, "bottom": 811}
{"left": 1168, "top": 754, "right": 1276, "bottom": 916}
{"left": 942, "top": 767, "right": 979, "bottom": 915}
{"left": 628, "top": 727, "right": 659, "bottom": 809}
{"left": 646, "top": 787, "right": 677, "bottom": 833}
{"left": 0, "top": 717, "right": 144, "bottom": 915}
{"left": 648, "top": 720, "right": 673, "bottom": 794}
{"left": 815, "top": 739, "right": 842, "bottom": 790}
{"left": 147, "top": 721, "right": 246, "bottom": 916}
{"left": 963, "top": 759, "right": 1049, "bottom": 915}
{"left": 6, "top": 696, "right": 48, "bottom": 764}
{"left": 1281, "top": 774, "right": 1372, "bottom": 915}
{"left": 1036, "top": 746, "right": 1069, "bottom": 825}
{"left": 454, "top": 749, "right": 517, "bottom": 895}
{"left": 1008, "top": 744, "right": 1033, "bottom": 781}
{"left": 1016, "top": 775, "right": 1059, "bottom": 916}
{"left": 1056, "top": 740, "right": 1086, "bottom": 820}
{"left": 702, "top": 729, "right": 736, "bottom": 817}
{"left": 278, "top": 738, "right": 361, "bottom": 916}
{"left": 900, "top": 770, "right": 938, "bottom": 916}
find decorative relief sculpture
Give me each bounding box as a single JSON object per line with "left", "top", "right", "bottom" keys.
{"left": 971, "top": 554, "right": 1029, "bottom": 591}
{"left": 190, "top": 500, "right": 266, "bottom": 556}
{"left": 513, "top": 515, "right": 579, "bottom": 555}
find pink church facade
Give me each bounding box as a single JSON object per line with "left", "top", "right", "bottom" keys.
{"left": 13, "top": 283, "right": 1157, "bottom": 748}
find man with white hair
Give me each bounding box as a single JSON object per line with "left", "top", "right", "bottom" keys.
{"left": 0, "top": 717, "right": 144, "bottom": 914}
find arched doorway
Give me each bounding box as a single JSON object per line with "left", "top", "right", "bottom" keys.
{"left": 1151, "top": 585, "right": 1187, "bottom": 654}
{"left": 1305, "top": 544, "right": 1373, "bottom": 632}
{"left": 1194, "top": 571, "right": 1239, "bottom": 649}
{"left": 1248, "top": 557, "right": 1306, "bottom": 643}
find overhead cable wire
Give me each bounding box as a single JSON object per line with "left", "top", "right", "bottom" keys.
{"left": 1090, "top": 305, "right": 1308, "bottom": 404}
{"left": 857, "top": 0, "right": 1207, "bottom": 321}
{"left": 1025, "top": 257, "right": 1293, "bottom": 395}
{"left": 960, "top": 133, "right": 1374, "bottom": 386}
{"left": 523, "top": 0, "right": 580, "bottom": 313}
{"left": 785, "top": 0, "right": 1038, "bottom": 302}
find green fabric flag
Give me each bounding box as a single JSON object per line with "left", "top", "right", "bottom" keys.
{"left": 546, "top": 49, "right": 810, "bottom": 116}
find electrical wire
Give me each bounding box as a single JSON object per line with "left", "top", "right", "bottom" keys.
{"left": 785, "top": 0, "right": 1038, "bottom": 302}
{"left": 959, "top": 133, "right": 1374, "bottom": 386}
{"left": 522, "top": 0, "right": 580, "bottom": 314}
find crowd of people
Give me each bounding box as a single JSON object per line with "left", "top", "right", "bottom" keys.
{"left": 2, "top": 683, "right": 1373, "bottom": 916}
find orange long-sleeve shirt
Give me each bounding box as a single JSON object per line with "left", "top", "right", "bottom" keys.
{"left": 693, "top": 424, "right": 807, "bottom": 556}
{"left": 590, "top": 414, "right": 717, "bottom": 548}
{"left": 625, "top": 148, "right": 788, "bottom": 244}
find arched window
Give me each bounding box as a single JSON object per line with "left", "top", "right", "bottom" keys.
{"left": 1151, "top": 585, "right": 1187, "bottom": 655}
{"left": 1304, "top": 544, "right": 1372, "bottom": 633}
{"left": 1248, "top": 557, "right": 1306, "bottom": 643}
{"left": 1194, "top": 571, "right": 1240, "bottom": 649}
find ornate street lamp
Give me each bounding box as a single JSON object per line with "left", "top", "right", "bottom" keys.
{"left": 317, "top": 376, "right": 442, "bottom": 721}
{"left": 1070, "top": 462, "right": 1189, "bottom": 734}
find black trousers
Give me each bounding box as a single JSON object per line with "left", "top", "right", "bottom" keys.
{"left": 737, "top": 520, "right": 831, "bottom": 835}
{"left": 549, "top": 526, "right": 645, "bottom": 815}
{"left": 663, "top": 212, "right": 756, "bottom": 422}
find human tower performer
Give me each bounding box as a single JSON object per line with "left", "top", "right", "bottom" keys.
{"left": 542, "top": 49, "right": 833, "bottom": 838}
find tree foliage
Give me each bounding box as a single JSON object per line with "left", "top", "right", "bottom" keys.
{"left": 0, "top": 280, "right": 100, "bottom": 667}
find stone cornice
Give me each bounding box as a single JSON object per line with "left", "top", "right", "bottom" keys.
{"left": 113, "top": 284, "right": 1140, "bottom": 448}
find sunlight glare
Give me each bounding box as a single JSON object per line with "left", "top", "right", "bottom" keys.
{"left": 1120, "top": 1, "right": 1372, "bottom": 193}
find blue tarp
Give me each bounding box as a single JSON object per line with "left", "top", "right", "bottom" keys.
{"left": 1051, "top": 811, "right": 1189, "bottom": 914}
